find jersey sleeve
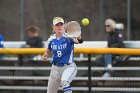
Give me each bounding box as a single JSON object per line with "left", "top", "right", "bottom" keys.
{"left": 45, "top": 37, "right": 52, "bottom": 50}
{"left": 48, "top": 42, "right": 52, "bottom": 50}
{"left": 0, "top": 34, "right": 4, "bottom": 48}
{"left": 68, "top": 37, "right": 75, "bottom": 44}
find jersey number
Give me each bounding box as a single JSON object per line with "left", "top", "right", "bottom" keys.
{"left": 57, "top": 51, "right": 62, "bottom": 57}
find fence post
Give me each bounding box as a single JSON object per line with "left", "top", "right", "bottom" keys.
{"left": 18, "top": 55, "right": 23, "bottom": 66}
{"left": 88, "top": 54, "right": 92, "bottom": 93}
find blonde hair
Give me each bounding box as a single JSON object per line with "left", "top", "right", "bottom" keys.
{"left": 105, "top": 19, "right": 116, "bottom": 31}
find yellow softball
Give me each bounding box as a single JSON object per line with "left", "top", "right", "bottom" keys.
{"left": 82, "top": 18, "right": 89, "bottom": 26}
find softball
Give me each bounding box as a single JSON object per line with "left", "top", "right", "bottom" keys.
{"left": 82, "top": 18, "right": 89, "bottom": 26}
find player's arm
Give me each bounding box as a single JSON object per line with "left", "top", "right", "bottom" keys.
{"left": 42, "top": 49, "right": 51, "bottom": 61}
{"left": 42, "top": 37, "right": 52, "bottom": 61}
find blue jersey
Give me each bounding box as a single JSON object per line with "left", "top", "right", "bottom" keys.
{"left": 0, "top": 34, "right": 4, "bottom": 58}
{"left": 0, "top": 34, "right": 4, "bottom": 48}
{"left": 46, "top": 34, "right": 75, "bottom": 64}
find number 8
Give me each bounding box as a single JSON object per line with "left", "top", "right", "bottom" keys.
{"left": 57, "top": 51, "right": 62, "bottom": 57}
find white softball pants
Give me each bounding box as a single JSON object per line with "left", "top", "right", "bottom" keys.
{"left": 47, "top": 62, "right": 77, "bottom": 93}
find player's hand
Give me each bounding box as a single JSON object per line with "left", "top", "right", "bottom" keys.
{"left": 77, "top": 35, "right": 81, "bottom": 40}
{"left": 77, "top": 35, "right": 83, "bottom": 43}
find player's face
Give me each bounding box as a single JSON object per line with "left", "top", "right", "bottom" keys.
{"left": 54, "top": 22, "right": 65, "bottom": 34}
{"left": 105, "top": 24, "right": 112, "bottom": 32}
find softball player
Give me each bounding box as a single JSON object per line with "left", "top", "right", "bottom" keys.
{"left": 42, "top": 17, "right": 83, "bottom": 93}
